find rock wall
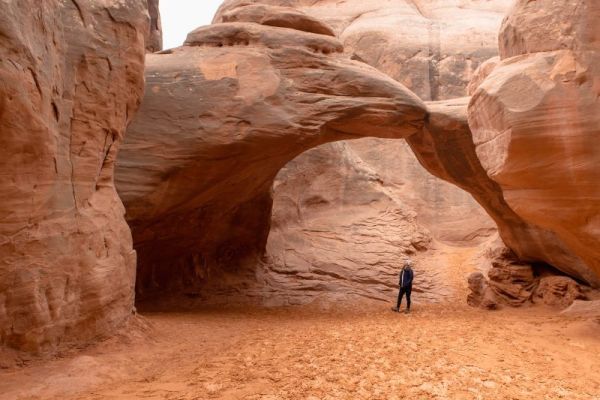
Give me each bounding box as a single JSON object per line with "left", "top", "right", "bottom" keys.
{"left": 468, "top": 0, "right": 600, "bottom": 286}
{"left": 0, "top": 0, "right": 148, "bottom": 351}
{"left": 210, "top": 0, "right": 506, "bottom": 304}
{"left": 264, "top": 142, "right": 445, "bottom": 305}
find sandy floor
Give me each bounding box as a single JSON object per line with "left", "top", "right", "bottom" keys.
{"left": 2, "top": 245, "right": 599, "bottom": 399}
{"left": 1, "top": 302, "right": 599, "bottom": 400}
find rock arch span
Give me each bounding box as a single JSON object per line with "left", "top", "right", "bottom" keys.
{"left": 116, "top": 2, "right": 599, "bottom": 301}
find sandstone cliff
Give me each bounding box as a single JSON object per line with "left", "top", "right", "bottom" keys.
{"left": 0, "top": 0, "right": 148, "bottom": 351}
{"left": 469, "top": 0, "right": 600, "bottom": 286}
{"left": 207, "top": 0, "right": 508, "bottom": 304}
{"left": 119, "top": 0, "right": 600, "bottom": 305}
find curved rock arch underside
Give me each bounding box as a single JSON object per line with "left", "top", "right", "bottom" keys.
{"left": 1, "top": 0, "right": 598, "bottom": 351}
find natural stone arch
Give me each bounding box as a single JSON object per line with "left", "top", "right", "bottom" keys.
{"left": 116, "top": 2, "right": 600, "bottom": 302}
{"left": 116, "top": 20, "right": 426, "bottom": 297}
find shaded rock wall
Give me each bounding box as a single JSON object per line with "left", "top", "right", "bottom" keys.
{"left": 0, "top": 0, "right": 148, "bottom": 351}
{"left": 468, "top": 0, "right": 600, "bottom": 286}
{"left": 265, "top": 142, "right": 446, "bottom": 305}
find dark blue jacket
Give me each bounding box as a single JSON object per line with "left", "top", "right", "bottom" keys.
{"left": 399, "top": 267, "right": 413, "bottom": 288}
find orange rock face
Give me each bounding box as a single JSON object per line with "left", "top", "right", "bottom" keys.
{"left": 119, "top": 0, "right": 600, "bottom": 302}
{"left": 0, "top": 0, "right": 148, "bottom": 351}
{"left": 468, "top": 0, "right": 600, "bottom": 286}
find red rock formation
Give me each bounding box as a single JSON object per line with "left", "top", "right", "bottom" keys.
{"left": 0, "top": 0, "right": 148, "bottom": 351}
{"left": 468, "top": 256, "right": 589, "bottom": 310}
{"left": 116, "top": 16, "right": 425, "bottom": 296}
{"left": 216, "top": 0, "right": 512, "bottom": 101}
{"left": 119, "top": 1, "right": 600, "bottom": 303}
{"left": 214, "top": 0, "right": 507, "bottom": 252}
{"left": 211, "top": 2, "right": 504, "bottom": 302}
{"left": 468, "top": 0, "right": 600, "bottom": 286}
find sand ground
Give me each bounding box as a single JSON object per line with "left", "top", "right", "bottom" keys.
{"left": 1, "top": 304, "right": 599, "bottom": 399}
{"left": 1, "top": 245, "right": 599, "bottom": 400}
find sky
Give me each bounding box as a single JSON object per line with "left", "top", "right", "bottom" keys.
{"left": 160, "top": 0, "right": 224, "bottom": 49}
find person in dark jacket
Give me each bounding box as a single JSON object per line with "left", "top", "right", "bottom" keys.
{"left": 392, "top": 259, "right": 414, "bottom": 313}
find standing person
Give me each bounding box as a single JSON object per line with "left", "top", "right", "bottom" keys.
{"left": 392, "top": 259, "right": 414, "bottom": 313}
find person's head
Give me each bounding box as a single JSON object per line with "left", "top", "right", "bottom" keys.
{"left": 404, "top": 258, "right": 413, "bottom": 269}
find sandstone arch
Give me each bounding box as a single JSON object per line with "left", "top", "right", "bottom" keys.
{"left": 116, "top": 18, "right": 427, "bottom": 296}
{"left": 117, "top": 1, "right": 600, "bottom": 300}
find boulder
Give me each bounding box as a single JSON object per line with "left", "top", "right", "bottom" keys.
{"left": 533, "top": 276, "right": 588, "bottom": 309}
{"left": 0, "top": 1, "right": 148, "bottom": 351}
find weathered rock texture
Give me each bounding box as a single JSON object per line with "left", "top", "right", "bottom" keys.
{"left": 211, "top": 1, "right": 505, "bottom": 304}
{"left": 467, "top": 257, "right": 589, "bottom": 310}
{"left": 263, "top": 142, "right": 446, "bottom": 305}
{"left": 146, "top": 0, "right": 162, "bottom": 52}
{"left": 214, "top": 0, "right": 507, "bottom": 255}
{"left": 116, "top": 16, "right": 426, "bottom": 297}
{"left": 0, "top": 0, "right": 148, "bottom": 351}
{"left": 215, "top": 0, "right": 512, "bottom": 101}
{"left": 469, "top": 0, "right": 600, "bottom": 286}
{"left": 119, "top": 0, "right": 600, "bottom": 304}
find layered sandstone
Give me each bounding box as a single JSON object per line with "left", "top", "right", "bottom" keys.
{"left": 0, "top": 0, "right": 148, "bottom": 351}
{"left": 468, "top": 0, "right": 600, "bottom": 286}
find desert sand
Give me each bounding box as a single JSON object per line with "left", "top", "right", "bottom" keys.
{"left": 1, "top": 248, "right": 598, "bottom": 400}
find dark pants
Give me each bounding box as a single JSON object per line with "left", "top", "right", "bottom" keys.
{"left": 396, "top": 286, "right": 412, "bottom": 310}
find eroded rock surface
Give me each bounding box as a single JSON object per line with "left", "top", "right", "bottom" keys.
{"left": 211, "top": 1, "right": 503, "bottom": 304}
{"left": 120, "top": 0, "right": 600, "bottom": 304}
{"left": 0, "top": 0, "right": 148, "bottom": 351}
{"left": 216, "top": 0, "right": 512, "bottom": 101}
{"left": 467, "top": 254, "right": 589, "bottom": 310}
{"left": 116, "top": 16, "right": 425, "bottom": 297}
{"left": 214, "top": 1, "right": 504, "bottom": 255}
{"left": 469, "top": 0, "right": 600, "bottom": 286}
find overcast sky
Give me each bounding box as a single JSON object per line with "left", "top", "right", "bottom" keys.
{"left": 160, "top": 0, "right": 224, "bottom": 49}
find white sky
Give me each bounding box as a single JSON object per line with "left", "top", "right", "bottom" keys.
{"left": 160, "top": 0, "right": 224, "bottom": 49}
